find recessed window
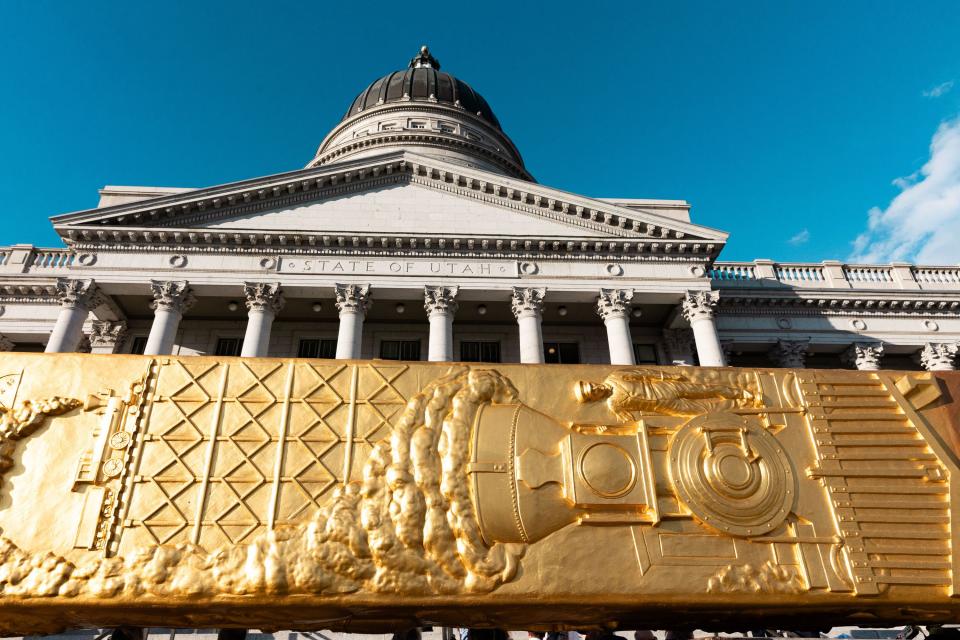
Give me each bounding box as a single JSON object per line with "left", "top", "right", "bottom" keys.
{"left": 297, "top": 338, "right": 337, "bottom": 359}
{"left": 438, "top": 123, "right": 456, "bottom": 134}
{"left": 380, "top": 340, "right": 421, "bottom": 361}
{"left": 380, "top": 122, "right": 397, "bottom": 131}
{"left": 460, "top": 341, "right": 501, "bottom": 363}
{"left": 633, "top": 343, "right": 658, "bottom": 364}
{"left": 544, "top": 342, "right": 579, "bottom": 364}
{"left": 214, "top": 337, "right": 241, "bottom": 357}
{"left": 409, "top": 120, "right": 427, "bottom": 129}
{"left": 130, "top": 336, "right": 148, "bottom": 355}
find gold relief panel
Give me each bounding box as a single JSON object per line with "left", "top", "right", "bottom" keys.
{"left": 0, "top": 354, "right": 957, "bottom": 633}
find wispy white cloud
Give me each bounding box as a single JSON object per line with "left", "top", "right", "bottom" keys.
{"left": 849, "top": 116, "right": 960, "bottom": 265}
{"left": 924, "top": 80, "right": 955, "bottom": 98}
{"left": 788, "top": 229, "right": 810, "bottom": 245}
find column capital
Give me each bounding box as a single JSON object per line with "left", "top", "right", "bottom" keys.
{"left": 0, "top": 335, "right": 13, "bottom": 352}
{"left": 149, "top": 280, "right": 196, "bottom": 313}
{"left": 244, "top": 282, "right": 285, "bottom": 314}
{"left": 681, "top": 290, "right": 718, "bottom": 323}
{"left": 768, "top": 339, "right": 810, "bottom": 368}
{"left": 334, "top": 283, "right": 372, "bottom": 314}
{"left": 842, "top": 342, "right": 884, "bottom": 371}
{"left": 55, "top": 278, "right": 102, "bottom": 311}
{"left": 511, "top": 287, "right": 546, "bottom": 319}
{"left": 920, "top": 342, "right": 959, "bottom": 371}
{"left": 424, "top": 285, "right": 459, "bottom": 316}
{"left": 90, "top": 320, "right": 129, "bottom": 349}
{"left": 596, "top": 288, "right": 634, "bottom": 320}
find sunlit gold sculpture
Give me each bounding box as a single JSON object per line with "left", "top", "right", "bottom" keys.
{"left": 0, "top": 354, "right": 958, "bottom": 633}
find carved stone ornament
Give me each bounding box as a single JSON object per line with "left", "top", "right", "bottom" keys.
{"left": 921, "top": 342, "right": 959, "bottom": 371}
{"left": 334, "top": 283, "right": 372, "bottom": 314}
{"left": 510, "top": 286, "right": 546, "bottom": 319}
{"left": 89, "top": 320, "right": 129, "bottom": 349}
{"left": 596, "top": 288, "right": 635, "bottom": 320}
{"left": 55, "top": 278, "right": 102, "bottom": 311}
{"left": 0, "top": 354, "right": 957, "bottom": 633}
{"left": 149, "top": 280, "right": 196, "bottom": 313}
{"left": 681, "top": 290, "right": 718, "bottom": 323}
{"left": 0, "top": 335, "right": 13, "bottom": 352}
{"left": 768, "top": 339, "right": 810, "bottom": 368}
{"left": 423, "top": 285, "right": 459, "bottom": 316}
{"left": 243, "top": 282, "right": 285, "bottom": 314}
{"left": 842, "top": 342, "right": 884, "bottom": 371}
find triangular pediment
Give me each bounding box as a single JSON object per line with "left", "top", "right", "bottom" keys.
{"left": 194, "top": 181, "right": 613, "bottom": 238}
{"left": 51, "top": 151, "right": 728, "bottom": 257}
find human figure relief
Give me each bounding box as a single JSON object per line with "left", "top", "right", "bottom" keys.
{"left": 575, "top": 368, "right": 760, "bottom": 419}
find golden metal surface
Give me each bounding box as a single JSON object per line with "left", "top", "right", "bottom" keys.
{"left": 0, "top": 354, "right": 959, "bottom": 632}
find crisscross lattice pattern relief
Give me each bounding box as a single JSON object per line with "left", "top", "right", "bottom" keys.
{"left": 120, "top": 361, "right": 420, "bottom": 552}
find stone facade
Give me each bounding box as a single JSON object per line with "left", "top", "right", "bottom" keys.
{"left": 0, "top": 49, "right": 958, "bottom": 373}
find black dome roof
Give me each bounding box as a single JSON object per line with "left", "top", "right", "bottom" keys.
{"left": 342, "top": 46, "right": 502, "bottom": 130}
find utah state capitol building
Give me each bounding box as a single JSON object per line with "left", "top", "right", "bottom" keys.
{"left": 3, "top": 46, "right": 960, "bottom": 374}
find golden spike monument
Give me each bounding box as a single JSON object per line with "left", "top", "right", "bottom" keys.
{"left": 0, "top": 353, "right": 959, "bottom": 633}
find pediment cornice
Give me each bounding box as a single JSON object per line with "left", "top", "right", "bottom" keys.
{"left": 52, "top": 152, "right": 728, "bottom": 261}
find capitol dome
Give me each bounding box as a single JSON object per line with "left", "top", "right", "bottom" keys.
{"left": 308, "top": 46, "right": 532, "bottom": 180}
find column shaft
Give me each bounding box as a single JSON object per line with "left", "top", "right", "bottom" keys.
{"left": 144, "top": 307, "right": 182, "bottom": 356}
{"left": 424, "top": 285, "right": 458, "bottom": 362}
{"left": 45, "top": 306, "right": 89, "bottom": 353}
{"left": 690, "top": 318, "right": 725, "bottom": 367}
{"left": 241, "top": 310, "right": 276, "bottom": 357}
{"left": 240, "top": 282, "right": 284, "bottom": 358}
{"left": 604, "top": 315, "right": 635, "bottom": 365}
{"left": 335, "top": 311, "right": 364, "bottom": 359}
{"left": 334, "top": 284, "right": 371, "bottom": 360}
{"left": 681, "top": 291, "right": 726, "bottom": 367}
{"left": 428, "top": 312, "right": 454, "bottom": 361}
{"left": 596, "top": 289, "right": 636, "bottom": 366}
{"left": 512, "top": 287, "right": 546, "bottom": 364}
{"left": 46, "top": 278, "right": 100, "bottom": 353}
{"left": 144, "top": 281, "right": 194, "bottom": 356}
{"left": 517, "top": 313, "right": 544, "bottom": 364}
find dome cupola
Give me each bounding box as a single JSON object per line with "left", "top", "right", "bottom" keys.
{"left": 309, "top": 46, "right": 531, "bottom": 180}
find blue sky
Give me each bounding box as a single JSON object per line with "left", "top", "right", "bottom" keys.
{"left": 2, "top": 1, "right": 960, "bottom": 263}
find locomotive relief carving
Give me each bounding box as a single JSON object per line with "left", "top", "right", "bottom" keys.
{"left": 0, "top": 354, "right": 955, "bottom": 633}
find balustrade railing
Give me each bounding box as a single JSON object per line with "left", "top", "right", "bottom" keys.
{"left": 914, "top": 266, "right": 960, "bottom": 284}
{"left": 708, "top": 263, "right": 756, "bottom": 281}
{"left": 774, "top": 263, "right": 825, "bottom": 282}
{"left": 844, "top": 265, "right": 894, "bottom": 283}
{"left": 29, "top": 249, "right": 74, "bottom": 270}
{"left": 712, "top": 260, "right": 960, "bottom": 291}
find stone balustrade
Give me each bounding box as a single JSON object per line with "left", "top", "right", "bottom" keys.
{"left": 711, "top": 259, "right": 960, "bottom": 291}
{"left": 0, "top": 245, "right": 75, "bottom": 274}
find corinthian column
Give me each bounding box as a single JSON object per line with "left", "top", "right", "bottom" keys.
{"left": 241, "top": 282, "right": 284, "bottom": 357}
{"left": 334, "top": 284, "right": 371, "bottom": 360}
{"left": 842, "top": 342, "right": 884, "bottom": 371}
{"left": 596, "top": 288, "right": 636, "bottom": 365}
{"left": 89, "top": 320, "right": 128, "bottom": 354}
{"left": 144, "top": 281, "right": 195, "bottom": 356}
{"left": 424, "top": 285, "right": 458, "bottom": 362}
{"left": 920, "top": 343, "right": 958, "bottom": 371}
{"left": 511, "top": 287, "right": 546, "bottom": 364}
{"left": 46, "top": 278, "right": 102, "bottom": 353}
{"left": 768, "top": 339, "right": 810, "bottom": 368}
{"left": 680, "top": 291, "right": 725, "bottom": 367}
